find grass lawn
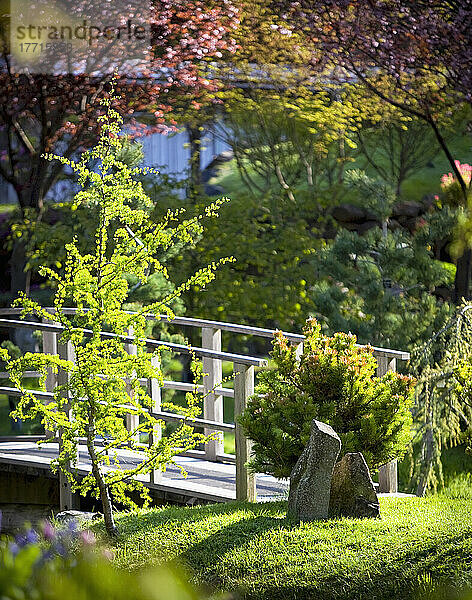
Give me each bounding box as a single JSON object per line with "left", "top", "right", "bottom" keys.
{"left": 213, "top": 132, "right": 472, "bottom": 203}
{"left": 104, "top": 495, "right": 472, "bottom": 600}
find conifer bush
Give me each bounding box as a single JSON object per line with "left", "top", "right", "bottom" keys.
{"left": 239, "top": 319, "right": 415, "bottom": 478}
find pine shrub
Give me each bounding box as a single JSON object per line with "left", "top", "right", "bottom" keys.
{"left": 239, "top": 318, "right": 415, "bottom": 478}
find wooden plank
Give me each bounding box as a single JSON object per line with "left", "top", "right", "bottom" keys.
{"left": 202, "top": 327, "right": 223, "bottom": 461}
{"left": 0, "top": 308, "right": 306, "bottom": 343}
{"left": 371, "top": 347, "right": 410, "bottom": 361}
{"left": 152, "top": 314, "right": 306, "bottom": 343}
{"left": 57, "top": 340, "right": 79, "bottom": 511}
{"left": 42, "top": 318, "right": 57, "bottom": 439}
{"left": 0, "top": 371, "right": 41, "bottom": 378}
{"left": 149, "top": 411, "right": 235, "bottom": 432}
{"left": 0, "top": 386, "right": 54, "bottom": 400}
{"left": 0, "top": 443, "right": 288, "bottom": 504}
{"left": 125, "top": 327, "right": 139, "bottom": 441}
{"left": 160, "top": 380, "right": 234, "bottom": 398}
{"left": 0, "top": 311, "right": 411, "bottom": 359}
{"left": 234, "top": 363, "right": 256, "bottom": 502}
{"left": 377, "top": 356, "right": 398, "bottom": 493}
{"left": 148, "top": 354, "right": 162, "bottom": 484}
{"left": 0, "top": 385, "right": 234, "bottom": 433}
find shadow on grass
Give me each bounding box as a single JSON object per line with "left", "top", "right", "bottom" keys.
{"left": 179, "top": 514, "right": 284, "bottom": 570}
{"left": 113, "top": 500, "right": 286, "bottom": 540}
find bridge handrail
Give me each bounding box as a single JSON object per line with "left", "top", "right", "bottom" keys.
{"left": 0, "top": 308, "right": 409, "bottom": 359}
{"left": 0, "top": 319, "right": 267, "bottom": 367}
{"left": 0, "top": 386, "right": 235, "bottom": 433}
{"left": 0, "top": 310, "right": 407, "bottom": 501}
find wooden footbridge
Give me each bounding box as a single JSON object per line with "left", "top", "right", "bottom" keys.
{"left": 0, "top": 309, "right": 409, "bottom": 518}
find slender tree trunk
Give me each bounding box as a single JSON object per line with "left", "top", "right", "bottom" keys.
{"left": 10, "top": 236, "right": 29, "bottom": 299}
{"left": 10, "top": 183, "right": 45, "bottom": 298}
{"left": 187, "top": 124, "right": 202, "bottom": 200}
{"left": 86, "top": 432, "right": 117, "bottom": 536}
{"left": 454, "top": 249, "right": 471, "bottom": 303}
{"left": 427, "top": 117, "right": 471, "bottom": 302}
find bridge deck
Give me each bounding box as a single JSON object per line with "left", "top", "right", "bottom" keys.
{"left": 0, "top": 441, "right": 288, "bottom": 504}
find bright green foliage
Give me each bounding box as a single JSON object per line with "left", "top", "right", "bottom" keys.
{"left": 178, "top": 190, "right": 318, "bottom": 330}
{"left": 0, "top": 88, "right": 232, "bottom": 535}
{"left": 408, "top": 303, "right": 472, "bottom": 496}
{"left": 239, "top": 319, "right": 415, "bottom": 478}
{"left": 217, "top": 87, "right": 360, "bottom": 203}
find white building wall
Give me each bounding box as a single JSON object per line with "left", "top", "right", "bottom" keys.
{"left": 0, "top": 125, "right": 231, "bottom": 204}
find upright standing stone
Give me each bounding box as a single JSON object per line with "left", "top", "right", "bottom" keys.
{"left": 329, "top": 452, "right": 380, "bottom": 519}
{"left": 287, "top": 420, "right": 341, "bottom": 523}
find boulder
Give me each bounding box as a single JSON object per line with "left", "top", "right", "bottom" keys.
{"left": 332, "top": 204, "right": 366, "bottom": 223}
{"left": 287, "top": 420, "right": 341, "bottom": 523}
{"left": 329, "top": 452, "right": 380, "bottom": 519}
{"left": 392, "top": 200, "right": 422, "bottom": 218}
{"left": 55, "top": 510, "right": 102, "bottom": 525}
{"left": 201, "top": 150, "right": 234, "bottom": 183}
{"left": 204, "top": 184, "right": 225, "bottom": 197}
{"left": 356, "top": 220, "right": 379, "bottom": 235}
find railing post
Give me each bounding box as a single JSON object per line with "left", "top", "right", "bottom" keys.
{"left": 57, "top": 339, "right": 79, "bottom": 511}
{"left": 125, "top": 327, "right": 139, "bottom": 443}
{"left": 148, "top": 354, "right": 162, "bottom": 484}
{"left": 202, "top": 327, "right": 223, "bottom": 461}
{"left": 42, "top": 318, "right": 57, "bottom": 439}
{"left": 234, "top": 362, "right": 256, "bottom": 502}
{"left": 377, "top": 355, "right": 398, "bottom": 493}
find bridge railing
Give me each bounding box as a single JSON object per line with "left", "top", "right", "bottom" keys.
{"left": 0, "top": 309, "right": 409, "bottom": 502}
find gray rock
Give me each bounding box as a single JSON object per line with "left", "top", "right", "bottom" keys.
{"left": 332, "top": 204, "right": 366, "bottom": 223}
{"left": 201, "top": 150, "right": 234, "bottom": 183}
{"left": 204, "top": 184, "right": 225, "bottom": 197}
{"left": 329, "top": 452, "right": 380, "bottom": 519}
{"left": 55, "top": 510, "right": 101, "bottom": 524}
{"left": 392, "top": 200, "right": 422, "bottom": 218}
{"left": 288, "top": 420, "right": 341, "bottom": 523}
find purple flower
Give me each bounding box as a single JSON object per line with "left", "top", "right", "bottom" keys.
{"left": 67, "top": 519, "right": 79, "bottom": 532}
{"left": 25, "top": 529, "right": 39, "bottom": 544}
{"left": 42, "top": 521, "right": 56, "bottom": 541}
{"left": 79, "top": 530, "right": 96, "bottom": 546}
{"left": 53, "top": 542, "right": 66, "bottom": 557}
{"left": 15, "top": 534, "right": 27, "bottom": 548}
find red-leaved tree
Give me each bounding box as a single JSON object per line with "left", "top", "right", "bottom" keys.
{"left": 0, "top": 0, "right": 239, "bottom": 296}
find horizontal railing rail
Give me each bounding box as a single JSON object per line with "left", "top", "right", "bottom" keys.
{"left": 0, "top": 319, "right": 267, "bottom": 367}
{"left": 0, "top": 372, "right": 235, "bottom": 398}
{"left": 0, "top": 308, "right": 409, "bottom": 360}
{"left": 0, "top": 386, "right": 235, "bottom": 433}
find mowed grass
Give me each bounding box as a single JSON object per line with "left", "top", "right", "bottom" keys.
{"left": 213, "top": 132, "right": 472, "bottom": 203}
{"left": 105, "top": 495, "right": 472, "bottom": 600}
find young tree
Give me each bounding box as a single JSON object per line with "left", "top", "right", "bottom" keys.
{"left": 355, "top": 118, "right": 443, "bottom": 200}
{"left": 410, "top": 303, "right": 472, "bottom": 495}
{"left": 0, "top": 90, "right": 231, "bottom": 536}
